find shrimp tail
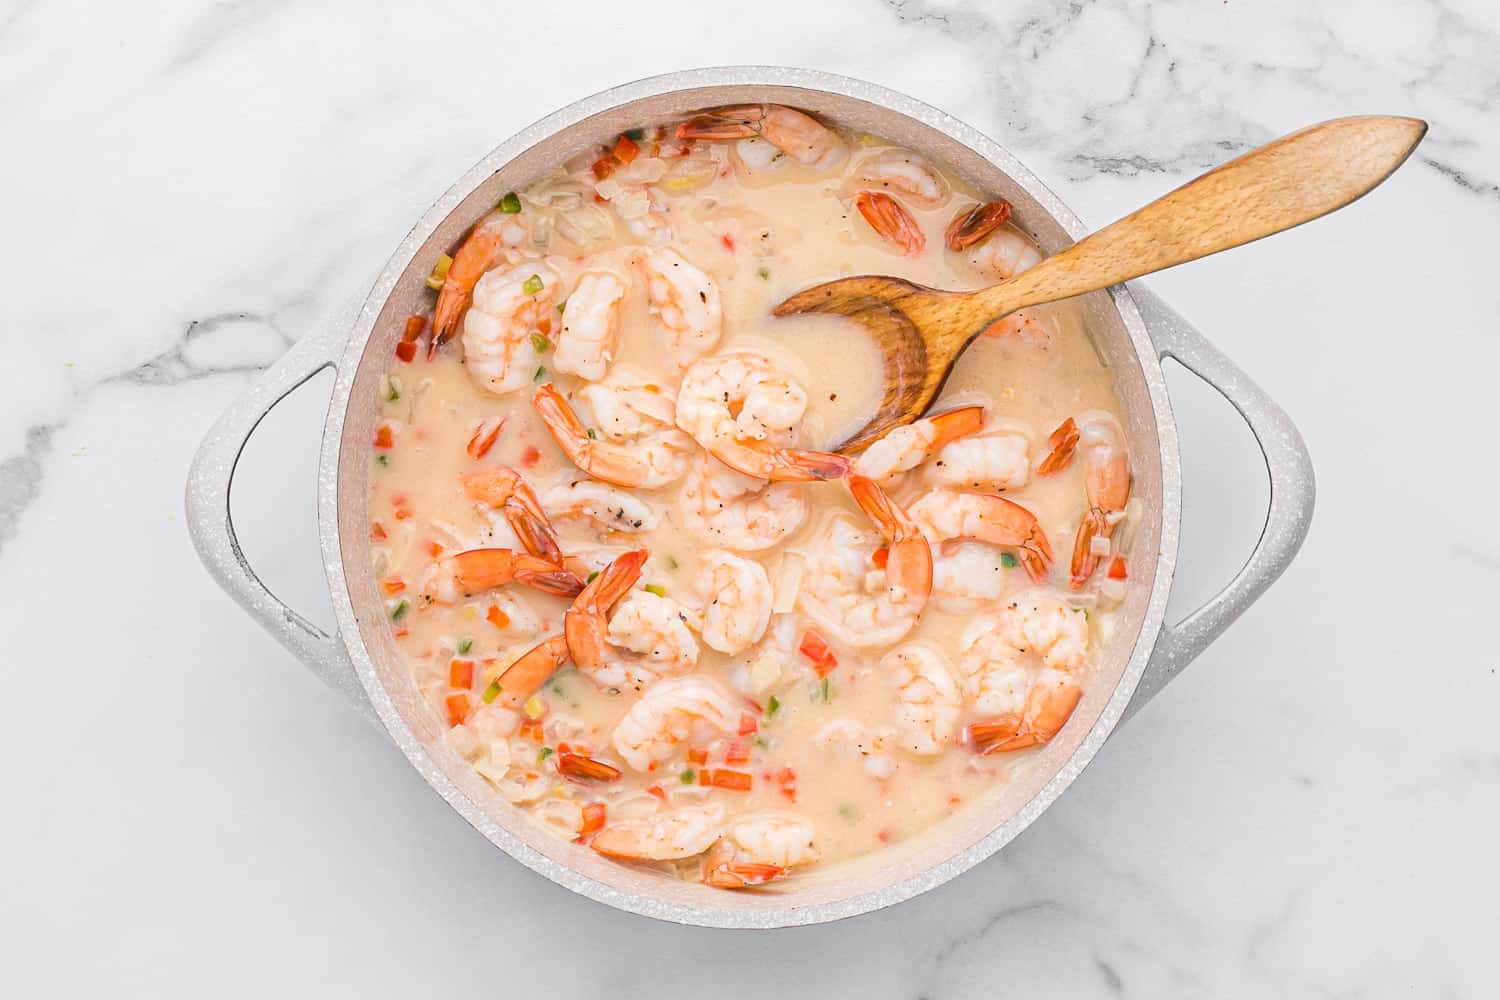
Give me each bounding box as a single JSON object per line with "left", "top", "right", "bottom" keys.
{"left": 463, "top": 468, "right": 566, "bottom": 565}
{"left": 676, "top": 105, "right": 764, "bottom": 141}
{"left": 433, "top": 219, "right": 503, "bottom": 348}
{"left": 969, "top": 678, "right": 1082, "bottom": 753}
{"left": 564, "top": 549, "right": 649, "bottom": 670}
{"left": 849, "top": 475, "right": 933, "bottom": 599}
{"left": 496, "top": 634, "right": 571, "bottom": 709}
{"left": 717, "top": 440, "right": 849, "bottom": 482}
{"left": 445, "top": 548, "right": 580, "bottom": 598}
{"left": 854, "top": 190, "right": 925, "bottom": 256}
{"left": 1069, "top": 508, "right": 1111, "bottom": 590}
{"left": 702, "top": 862, "right": 788, "bottom": 889}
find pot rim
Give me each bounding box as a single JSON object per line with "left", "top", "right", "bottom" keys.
{"left": 317, "top": 66, "right": 1182, "bottom": 927}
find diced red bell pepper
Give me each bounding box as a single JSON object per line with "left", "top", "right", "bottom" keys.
{"left": 521, "top": 445, "right": 540, "bottom": 468}
{"left": 687, "top": 747, "right": 708, "bottom": 765}
{"left": 591, "top": 156, "right": 616, "bottom": 181}
{"left": 486, "top": 605, "right": 511, "bottom": 630}
{"left": 369, "top": 521, "right": 388, "bottom": 542}
{"left": 394, "top": 340, "right": 418, "bottom": 363}
{"left": 444, "top": 693, "right": 471, "bottom": 727}
{"left": 426, "top": 541, "right": 445, "bottom": 558}
{"left": 612, "top": 134, "right": 639, "bottom": 164}
{"left": 380, "top": 578, "right": 405, "bottom": 595}
{"left": 580, "top": 802, "right": 607, "bottom": 836}
{"left": 871, "top": 547, "right": 890, "bottom": 570}
{"left": 775, "top": 767, "right": 797, "bottom": 802}
{"left": 449, "top": 659, "right": 474, "bottom": 689}
{"left": 737, "top": 712, "right": 758, "bottom": 736}
{"left": 799, "top": 630, "right": 838, "bottom": 677}
{"left": 373, "top": 425, "right": 394, "bottom": 449}
{"left": 724, "top": 742, "right": 751, "bottom": 765}
{"left": 700, "top": 769, "right": 752, "bottom": 791}
{"left": 1107, "top": 556, "right": 1128, "bottom": 580}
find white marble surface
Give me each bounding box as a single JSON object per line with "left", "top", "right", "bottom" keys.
{"left": 4, "top": 1, "right": 1497, "bottom": 995}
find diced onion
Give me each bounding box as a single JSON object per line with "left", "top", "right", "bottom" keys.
{"left": 661, "top": 157, "right": 719, "bottom": 192}
{"left": 1099, "top": 577, "right": 1127, "bottom": 604}
{"left": 1090, "top": 535, "right": 1112, "bottom": 557}
{"left": 772, "top": 552, "right": 805, "bottom": 614}
{"left": 445, "top": 724, "right": 481, "bottom": 761}
{"left": 533, "top": 798, "right": 584, "bottom": 839}
{"left": 749, "top": 654, "right": 783, "bottom": 697}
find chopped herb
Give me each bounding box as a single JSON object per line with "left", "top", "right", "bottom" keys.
{"left": 756, "top": 266, "right": 770, "bottom": 281}
{"left": 538, "top": 746, "right": 555, "bottom": 763}
{"left": 586, "top": 428, "right": 597, "bottom": 440}
{"left": 556, "top": 300, "right": 567, "bottom": 314}
{"left": 838, "top": 804, "right": 858, "bottom": 821}
{"left": 679, "top": 768, "right": 696, "bottom": 784}
{"left": 457, "top": 638, "right": 473, "bottom": 655}
{"left": 387, "top": 384, "right": 400, "bottom": 402}
{"left": 426, "top": 253, "right": 453, "bottom": 290}
{"left": 624, "top": 127, "right": 645, "bottom": 141}
{"left": 820, "top": 677, "right": 832, "bottom": 703}
{"left": 481, "top": 680, "right": 501, "bottom": 704}
{"left": 754, "top": 737, "right": 768, "bottom": 749}
{"left": 765, "top": 695, "right": 781, "bottom": 719}
{"left": 530, "top": 332, "right": 552, "bottom": 353}
{"left": 533, "top": 366, "right": 546, "bottom": 382}
{"left": 498, "top": 191, "right": 523, "bottom": 213}
{"left": 644, "top": 583, "right": 667, "bottom": 598}
{"left": 390, "top": 600, "right": 409, "bottom": 621}
{"left": 586, "top": 571, "right": 600, "bottom": 584}
{"left": 666, "top": 555, "right": 680, "bottom": 571}
{"left": 375, "top": 454, "right": 389, "bottom": 467}
{"left": 1000, "top": 552, "right": 1019, "bottom": 569}
{"left": 522, "top": 273, "right": 544, "bottom": 296}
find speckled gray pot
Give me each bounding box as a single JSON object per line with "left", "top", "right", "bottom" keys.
{"left": 186, "top": 68, "right": 1314, "bottom": 928}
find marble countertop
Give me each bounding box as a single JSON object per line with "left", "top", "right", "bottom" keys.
{"left": 5, "top": 1, "right": 1497, "bottom": 995}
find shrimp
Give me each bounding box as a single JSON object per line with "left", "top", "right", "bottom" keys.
{"left": 882, "top": 643, "right": 963, "bottom": 756}
{"left": 533, "top": 384, "right": 693, "bottom": 489}
{"left": 554, "top": 266, "right": 628, "bottom": 380}
{"left": 813, "top": 719, "right": 896, "bottom": 779}
{"left": 929, "top": 540, "right": 1009, "bottom": 614}
{"left": 854, "top": 190, "right": 925, "bottom": 256}
{"left": 677, "top": 104, "right": 846, "bottom": 169}
{"left": 927, "top": 423, "right": 1032, "bottom": 492}
{"left": 854, "top": 151, "right": 948, "bottom": 209}
{"left": 563, "top": 549, "right": 697, "bottom": 691}
{"left": 636, "top": 247, "right": 722, "bottom": 369}
{"left": 418, "top": 548, "right": 582, "bottom": 604}
{"left": 541, "top": 479, "right": 660, "bottom": 535}
{"left": 462, "top": 467, "right": 565, "bottom": 564}
{"left": 693, "top": 550, "right": 773, "bottom": 655}
{"left": 462, "top": 261, "right": 562, "bottom": 395}
{"left": 490, "top": 633, "right": 569, "bottom": 709}
{"left": 432, "top": 213, "right": 528, "bottom": 348}
{"left": 574, "top": 365, "right": 678, "bottom": 440}
{"left": 907, "top": 489, "right": 1053, "bottom": 585}
{"left": 610, "top": 675, "right": 740, "bottom": 772}
{"left": 851, "top": 405, "right": 984, "bottom": 485}
{"left": 676, "top": 352, "right": 849, "bottom": 482}
{"left": 678, "top": 452, "right": 808, "bottom": 552}
{"left": 702, "top": 812, "right": 818, "bottom": 888}
{"left": 798, "top": 483, "right": 932, "bottom": 649}
{"left": 945, "top": 200, "right": 1013, "bottom": 252}
{"left": 591, "top": 802, "right": 725, "bottom": 861}
{"left": 970, "top": 228, "right": 1042, "bottom": 281}
{"left": 959, "top": 591, "right": 1088, "bottom": 753}
{"left": 1068, "top": 412, "right": 1131, "bottom": 589}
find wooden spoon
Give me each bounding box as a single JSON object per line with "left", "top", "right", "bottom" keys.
{"left": 774, "top": 115, "right": 1427, "bottom": 453}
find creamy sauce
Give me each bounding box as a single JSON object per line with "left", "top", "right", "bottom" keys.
{"left": 367, "top": 117, "right": 1131, "bottom": 885}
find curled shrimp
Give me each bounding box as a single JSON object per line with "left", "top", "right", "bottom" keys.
{"left": 851, "top": 405, "right": 984, "bottom": 485}
{"left": 564, "top": 549, "right": 698, "bottom": 692}
{"left": 491, "top": 633, "right": 569, "bottom": 710}
{"left": 591, "top": 802, "right": 726, "bottom": 861}
{"left": 533, "top": 383, "right": 693, "bottom": 489}
{"left": 1068, "top": 412, "right": 1131, "bottom": 589}
{"left": 676, "top": 352, "right": 849, "bottom": 482}
{"left": 610, "top": 675, "right": 740, "bottom": 772}
{"left": 462, "top": 467, "right": 565, "bottom": 564}
{"left": 541, "top": 479, "right": 660, "bottom": 536}
{"left": 854, "top": 190, "right": 925, "bottom": 256}
{"left": 692, "top": 550, "right": 773, "bottom": 655}
{"left": 854, "top": 151, "right": 948, "bottom": 209}
{"left": 432, "top": 213, "right": 528, "bottom": 348}
{"left": 883, "top": 642, "right": 963, "bottom": 757}
{"left": 907, "top": 489, "right": 1053, "bottom": 585}
{"left": 927, "top": 422, "right": 1032, "bottom": 492}
{"left": 970, "top": 228, "right": 1042, "bottom": 281}
{"left": 462, "top": 261, "right": 561, "bottom": 395}
{"left": 418, "top": 548, "right": 582, "bottom": 604}
{"left": 678, "top": 452, "right": 808, "bottom": 552}
{"left": 702, "top": 811, "right": 818, "bottom": 889}
{"left": 677, "top": 104, "right": 846, "bottom": 169}
{"left": 798, "top": 478, "right": 932, "bottom": 649}
{"left": 959, "top": 591, "right": 1088, "bottom": 753}
{"left": 553, "top": 265, "right": 628, "bottom": 381}
{"left": 636, "top": 246, "right": 722, "bottom": 369}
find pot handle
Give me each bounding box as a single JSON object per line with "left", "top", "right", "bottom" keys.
{"left": 185, "top": 323, "right": 379, "bottom": 725}
{"left": 1122, "top": 285, "right": 1315, "bottom": 719}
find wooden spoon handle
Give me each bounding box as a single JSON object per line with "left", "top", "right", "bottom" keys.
{"left": 974, "top": 115, "right": 1426, "bottom": 317}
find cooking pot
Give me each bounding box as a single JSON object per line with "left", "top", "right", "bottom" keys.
{"left": 186, "top": 67, "right": 1314, "bottom": 927}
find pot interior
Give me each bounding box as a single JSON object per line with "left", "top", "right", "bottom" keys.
{"left": 332, "top": 72, "right": 1169, "bottom": 926}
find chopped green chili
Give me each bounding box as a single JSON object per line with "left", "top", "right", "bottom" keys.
{"left": 481, "top": 680, "right": 501, "bottom": 704}
{"left": 756, "top": 266, "right": 770, "bottom": 280}
{"left": 644, "top": 583, "right": 667, "bottom": 598}
{"left": 375, "top": 454, "right": 389, "bottom": 467}
{"left": 390, "top": 600, "right": 409, "bottom": 621}
{"left": 533, "top": 366, "right": 546, "bottom": 382}
{"left": 498, "top": 191, "right": 523, "bottom": 213}
{"left": 666, "top": 555, "right": 679, "bottom": 571}
{"left": 623, "top": 128, "right": 645, "bottom": 142}
{"left": 680, "top": 768, "right": 696, "bottom": 785}
{"left": 522, "top": 273, "right": 544, "bottom": 296}
{"left": 457, "top": 638, "right": 473, "bottom": 655}
{"left": 1000, "top": 552, "right": 1019, "bottom": 569}
{"left": 537, "top": 746, "right": 554, "bottom": 763}
{"left": 765, "top": 695, "right": 781, "bottom": 719}
{"left": 530, "top": 332, "right": 552, "bottom": 353}
{"left": 586, "top": 428, "right": 597, "bottom": 440}
{"left": 586, "top": 571, "right": 600, "bottom": 584}
{"left": 820, "top": 677, "right": 832, "bottom": 703}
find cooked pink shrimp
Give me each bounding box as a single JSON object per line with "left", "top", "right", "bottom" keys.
{"left": 418, "top": 548, "right": 582, "bottom": 604}
{"left": 851, "top": 405, "right": 985, "bottom": 485}
{"left": 907, "top": 489, "right": 1054, "bottom": 585}
{"left": 960, "top": 591, "right": 1088, "bottom": 753}
{"left": 692, "top": 549, "right": 773, "bottom": 655}
{"left": 462, "top": 261, "right": 561, "bottom": 395}
{"left": 1069, "top": 412, "right": 1131, "bottom": 589}
{"left": 848, "top": 475, "right": 933, "bottom": 609}
{"left": 432, "top": 213, "right": 528, "bottom": 348}
{"left": 883, "top": 642, "right": 964, "bottom": 756}
{"left": 563, "top": 549, "right": 699, "bottom": 692}
{"left": 678, "top": 453, "right": 808, "bottom": 552}
{"left": 610, "top": 675, "right": 740, "bottom": 772}
{"left": 636, "top": 247, "right": 722, "bottom": 369}
{"left": 677, "top": 104, "right": 846, "bottom": 169}
{"left": 462, "top": 467, "right": 564, "bottom": 565}
{"left": 812, "top": 719, "right": 896, "bottom": 779}
{"left": 591, "top": 802, "right": 726, "bottom": 861}
{"left": 554, "top": 266, "right": 628, "bottom": 380}
{"left": 533, "top": 383, "right": 693, "bottom": 489}
{"left": 928, "top": 423, "right": 1032, "bottom": 492}
{"left": 854, "top": 150, "right": 948, "bottom": 209}
{"left": 929, "top": 540, "right": 1009, "bottom": 614}
{"left": 491, "top": 633, "right": 570, "bottom": 710}
{"left": 970, "top": 228, "right": 1042, "bottom": 281}
{"left": 675, "top": 352, "right": 849, "bottom": 482}
{"left": 540, "top": 479, "right": 660, "bottom": 536}
{"left": 702, "top": 811, "right": 818, "bottom": 889}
